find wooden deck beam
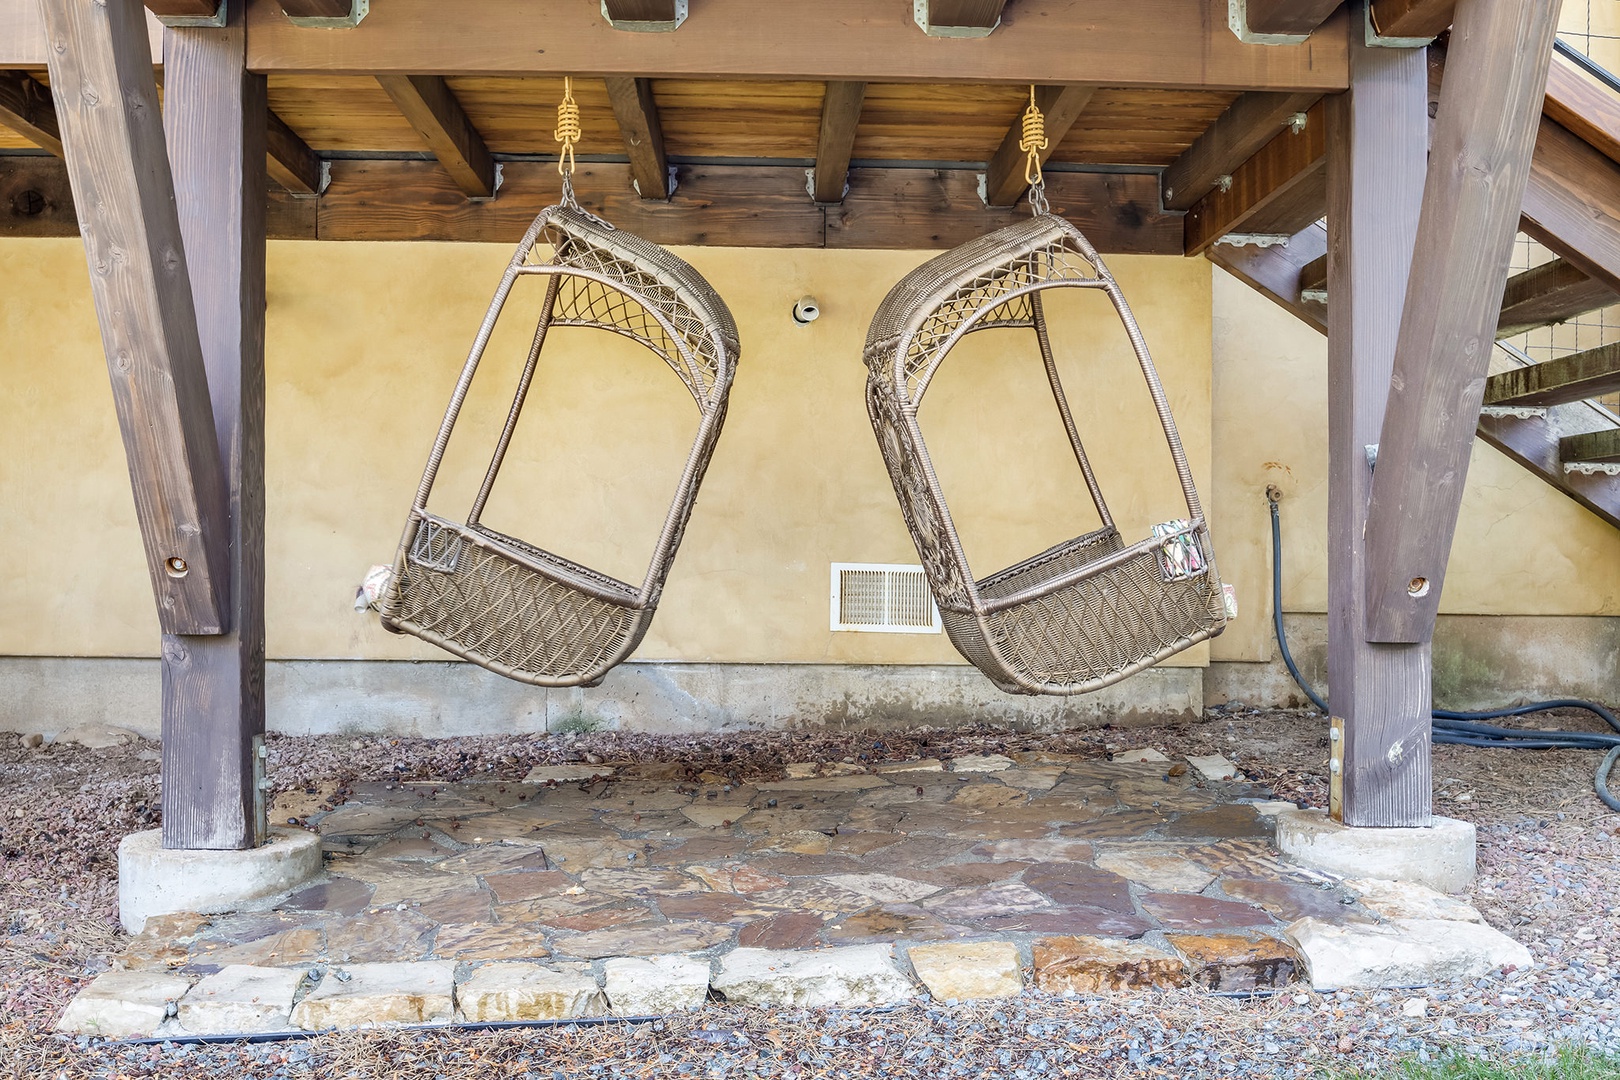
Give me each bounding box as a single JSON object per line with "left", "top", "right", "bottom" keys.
{"left": 160, "top": 0, "right": 267, "bottom": 851}
{"left": 600, "top": 0, "right": 682, "bottom": 26}
{"left": 376, "top": 74, "right": 496, "bottom": 199}
{"left": 1184, "top": 100, "right": 1326, "bottom": 256}
{"left": 0, "top": 71, "right": 62, "bottom": 155}
{"left": 1496, "top": 259, "right": 1616, "bottom": 338}
{"left": 1324, "top": 16, "right": 1431, "bottom": 828}
{"left": 604, "top": 76, "right": 670, "bottom": 200}
{"left": 1207, "top": 220, "right": 1327, "bottom": 329}
{"left": 278, "top": 0, "right": 350, "bottom": 16}
{"left": 242, "top": 0, "right": 1348, "bottom": 91}
{"left": 981, "top": 84, "right": 1095, "bottom": 207}
{"left": 810, "top": 81, "right": 866, "bottom": 205}
{"left": 41, "top": 0, "right": 230, "bottom": 637}
{"left": 1162, "top": 91, "right": 1319, "bottom": 211}
{"left": 144, "top": 0, "right": 218, "bottom": 17}
{"left": 1370, "top": 0, "right": 1456, "bottom": 39}
{"left": 1484, "top": 343, "right": 1620, "bottom": 408}
{"left": 1364, "top": 0, "right": 1561, "bottom": 645}
{"left": 1243, "top": 0, "right": 1343, "bottom": 37}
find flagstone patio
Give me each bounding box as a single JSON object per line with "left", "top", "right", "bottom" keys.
{"left": 60, "top": 750, "right": 1529, "bottom": 1037}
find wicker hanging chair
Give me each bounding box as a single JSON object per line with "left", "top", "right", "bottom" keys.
{"left": 863, "top": 209, "right": 1226, "bottom": 696}
{"left": 380, "top": 196, "right": 740, "bottom": 687}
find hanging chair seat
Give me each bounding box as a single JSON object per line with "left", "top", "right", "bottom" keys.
{"left": 864, "top": 213, "right": 1226, "bottom": 696}
{"left": 382, "top": 203, "right": 739, "bottom": 687}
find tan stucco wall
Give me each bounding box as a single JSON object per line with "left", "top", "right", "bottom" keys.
{"left": 0, "top": 237, "right": 1212, "bottom": 664}
{"left": 1210, "top": 268, "right": 1620, "bottom": 664}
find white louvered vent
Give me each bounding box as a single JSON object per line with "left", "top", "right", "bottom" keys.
{"left": 830, "top": 563, "right": 942, "bottom": 634}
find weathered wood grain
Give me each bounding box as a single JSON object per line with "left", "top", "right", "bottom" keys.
{"left": 1496, "top": 258, "right": 1616, "bottom": 337}
{"left": 160, "top": 0, "right": 267, "bottom": 851}
{"left": 1521, "top": 117, "right": 1620, "bottom": 295}
{"left": 278, "top": 0, "right": 349, "bottom": 16}
{"left": 376, "top": 74, "right": 496, "bottom": 198}
{"left": 1363, "top": 0, "right": 1561, "bottom": 645}
{"left": 42, "top": 0, "right": 230, "bottom": 636}
{"left": 265, "top": 108, "right": 322, "bottom": 193}
{"left": 1560, "top": 427, "right": 1620, "bottom": 463}
{"left": 981, "top": 84, "right": 1095, "bottom": 207}
{"left": 604, "top": 76, "right": 670, "bottom": 200}
{"left": 601, "top": 0, "right": 680, "bottom": 23}
{"left": 243, "top": 0, "right": 1350, "bottom": 92}
{"left": 812, "top": 81, "right": 865, "bottom": 204}
{"left": 1543, "top": 54, "right": 1620, "bottom": 167}
{"left": 1324, "top": 15, "right": 1432, "bottom": 827}
{"left": 1162, "top": 91, "right": 1319, "bottom": 210}
{"left": 1184, "top": 100, "right": 1325, "bottom": 255}
{"left": 1484, "top": 343, "right": 1620, "bottom": 408}
{"left": 920, "top": 0, "right": 1009, "bottom": 30}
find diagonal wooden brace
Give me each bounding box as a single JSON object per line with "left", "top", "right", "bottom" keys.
{"left": 1362, "top": 0, "right": 1561, "bottom": 645}
{"left": 42, "top": 0, "right": 229, "bottom": 635}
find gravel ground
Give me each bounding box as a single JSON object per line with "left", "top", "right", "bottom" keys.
{"left": 4, "top": 706, "right": 1619, "bottom": 1078}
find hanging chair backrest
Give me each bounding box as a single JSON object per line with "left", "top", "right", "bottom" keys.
{"left": 380, "top": 202, "right": 739, "bottom": 688}
{"left": 862, "top": 213, "right": 1225, "bottom": 695}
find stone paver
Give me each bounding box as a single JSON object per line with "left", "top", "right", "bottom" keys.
{"left": 177, "top": 965, "right": 304, "bottom": 1034}
{"left": 291, "top": 961, "right": 456, "bottom": 1030}
{"left": 56, "top": 971, "right": 193, "bottom": 1038}
{"left": 908, "top": 941, "right": 1023, "bottom": 1001}
{"left": 1033, "top": 936, "right": 1188, "bottom": 993}
{"left": 457, "top": 962, "right": 606, "bottom": 1021}
{"left": 74, "top": 750, "right": 1527, "bottom": 1036}
{"left": 603, "top": 955, "right": 712, "bottom": 1014}
{"left": 713, "top": 946, "right": 915, "bottom": 1007}
{"left": 1286, "top": 917, "right": 1533, "bottom": 990}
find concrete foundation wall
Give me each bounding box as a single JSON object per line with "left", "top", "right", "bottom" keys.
{"left": 0, "top": 658, "right": 1199, "bottom": 742}
{"left": 1206, "top": 614, "right": 1620, "bottom": 712}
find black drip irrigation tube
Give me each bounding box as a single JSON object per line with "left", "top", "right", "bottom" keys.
{"left": 1266, "top": 494, "right": 1620, "bottom": 812}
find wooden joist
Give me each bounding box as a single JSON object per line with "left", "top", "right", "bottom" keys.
{"left": 1561, "top": 428, "right": 1620, "bottom": 463}
{"left": 0, "top": 71, "right": 62, "bottom": 155}
{"left": 981, "top": 84, "right": 1095, "bottom": 207}
{"left": 1161, "top": 91, "right": 1319, "bottom": 211}
{"left": 1363, "top": 0, "right": 1561, "bottom": 645}
{"left": 811, "top": 81, "right": 865, "bottom": 205}
{"left": 1370, "top": 0, "right": 1456, "bottom": 39}
{"left": 1183, "top": 100, "right": 1325, "bottom": 256}
{"left": 1298, "top": 251, "right": 1325, "bottom": 296}
{"left": 1324, "top": 27, "right": 1432, "bottom": 827}
{"left": 375, "top": 74, "right": 496, "bottom": 199}
{"left": 918, "top": 0, "right": 1009, "bottom": 32}
{"left": 265, "top": 109, "right": 322, "bottom": 194}
{"left": 243, "top": 0, "right": 1349, "bottom": 92}
{"left": 1496, "top": 259, "right": 1617, "bottom": 338}
{"left": 1242, "top": 0, "right": 1343, "bottom": 37}
{"left": 160, "top": 0, "right": 268, "bottom": 851}
{"left": 604, "top": 76, "right": 670, "bottom": 200}
{"left": 41, "top": 0, "right": 230, "bottom": 636}
{"left": 1485, "top": 343, "right": 1620, "bottom": 409}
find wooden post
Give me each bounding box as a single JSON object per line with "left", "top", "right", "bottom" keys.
{"left": 1362, "top": 0, "right": 1561, "bottom": 644}
{"left": 41, "top": 0, "right": 231, "bottom": 637}
{"left": 161, "top": 0, "right": 267, "bottom": 850}
{"left": 1324, "top": 7, "right": 1432, "bottom": 827}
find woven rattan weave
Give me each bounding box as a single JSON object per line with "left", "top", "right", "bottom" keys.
{"left": 380, "top": 201, "right": 739, "bottom": 687}
{"left": 864, "top": 211, "right": 1226, "bottom": 695}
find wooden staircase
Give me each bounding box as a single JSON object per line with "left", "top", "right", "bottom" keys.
{"left": 1209, "top": 41, "right": 1620, "bottom": 530}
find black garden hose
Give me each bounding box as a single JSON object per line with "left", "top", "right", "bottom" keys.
{"left": 1266, "top": 494, "right": 1620, "bottom": 812}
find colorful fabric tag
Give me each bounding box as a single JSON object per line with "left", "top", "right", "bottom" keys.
{"left": 1153, "top": 519, "right": 1207, "bottom": 582}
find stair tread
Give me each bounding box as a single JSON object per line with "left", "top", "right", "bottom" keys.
{"left": 1484, "top": 341, "right": 1620, "bottom": 408}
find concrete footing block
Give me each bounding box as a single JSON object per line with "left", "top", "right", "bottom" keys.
{"left": 118, "top": 828, "right": 323, "bottom": 934}
{"left": 1273, "top": 810, "right": 1476, "bottom": 893}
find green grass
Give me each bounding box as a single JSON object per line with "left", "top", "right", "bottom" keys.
{"left": 1333, "top": 1046, "right": 1620, "bottom": 1080}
